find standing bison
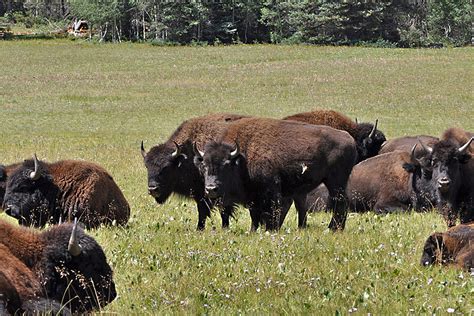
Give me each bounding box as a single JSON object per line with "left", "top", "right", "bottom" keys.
{"left": 441, "top": 128, "right": 474, "bottom": 224}
{"left": 0, "top": 218, "right": 116, "bottom": 313}
{"left": 194, "top": 117, "right": 357, "bottom": 231}
{"left": 420, "top": 222, "right": 473, "bottom": 271}
{"left": 142, "top": 113, "right": 247, "bottom": 230}
{"left": 2, "top": 156, "right": 130, "bottom": 229}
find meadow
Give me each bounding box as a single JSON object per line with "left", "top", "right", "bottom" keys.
{"left": 0, "top": 40, "right": 472, "bottom": 314}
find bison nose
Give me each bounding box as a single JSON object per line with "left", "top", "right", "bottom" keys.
{"left": 148, "top": 185, "right": 159, "bottom": 195}
{"left": 438, "top": 177, "right": 450, "bottom": 186}
{"left": 205, "top": 185, "right": 219, "bottom": 198}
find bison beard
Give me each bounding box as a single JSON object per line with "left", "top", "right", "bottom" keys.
{"left": 195, "top": 117, "right": 357, "bottom": 231}
{"left": 3, "top": 156, "right": 130, "bottom": 229}
{"left": 0, "top": 219, "right": 116, "bottom": 313}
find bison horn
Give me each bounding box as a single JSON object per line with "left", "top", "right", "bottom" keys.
{"left": 58, "top": 216, "right": 63, "bottom": 225}
{"left": 355, "top": 117, "right": 358, "bottom": 124}
{"left": 193, "top": 142, "right": 204, "bottom": 158}
{"left": 417, "top": 138, "right": 433, "bottom": 154}
{"left": 368, "top": 119, "right": 378, "bottom": 139}
{"left": 171, "top": 141, "right": 181, "bottom": 157}
{"left": 29, "top": 153, "right": 41, "bottom": 180}
{"left": 411, "top": 144, "right": 418, "bottom": 162}
{"left": 141, "top": 141, "right": 146, "bottom": 158}
{"left": 230, "top": 142, "right": 240, "bottom": 159}
{"left": 68, "top": 218, "right": 82, "bottom": 257}
{"left": 458, "top": 137, "right": 474, "bottom": 154}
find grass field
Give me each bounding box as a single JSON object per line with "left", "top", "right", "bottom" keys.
{"left": 0, "top": 40, "right": 473, "bottom": 314}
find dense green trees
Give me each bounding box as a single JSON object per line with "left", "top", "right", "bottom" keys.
{"left": 1, "top": 0, "right": 471, "bottom": 47}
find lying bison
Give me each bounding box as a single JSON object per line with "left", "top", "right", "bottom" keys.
{"left": 442, "top": 127, "right": 474, "bottom": 154}
{"left": 142, "top": 113, "right": 247, "bottom": 230}
{"left": 0, "top": 218, "right": 116, "bottom": 313}
{"left": 420, "top": 222, "right": 473, "bottom": 271}
{"left": 2, "top": 155, "right": 130, "bottom": 229}
{"left": 346, "top": 146, "right": 435, "bottom": 213}
{"left": 194, "top": 117, "right": 357, "bottom": 231}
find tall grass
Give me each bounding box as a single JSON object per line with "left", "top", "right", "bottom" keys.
{"left": 0, "top": 40, "right": 472, "bottom": 314}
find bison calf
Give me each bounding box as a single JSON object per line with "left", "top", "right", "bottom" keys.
{"left": 3, "top": 156, "right": 130, "bottom": 229}
{"left": 194, "top": 117, "right": 357, "bottom": 231}
{"left": 420, "top": 222, "right": 473, "bottom": 271}
{"left": 0, "top": 219, "right": 116, "bottom": 313}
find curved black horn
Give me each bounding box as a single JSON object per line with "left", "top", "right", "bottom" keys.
{"left": 29, "top": 153, "right": 41, "bottom": 180}
{"left": 230, "top": 142, "right": 240, "bottom": 158}
{"left": 458, "top": 137, "right": 474, "bottom": 154}
{"left": 193, "top": 142, "right": 204, "bottom": 158}
{"left": 411, "top": 144, "right": 418, "bottom": 162}
{"left": 417, "top": 137, "right": 433, "bottom": 154}
{"left": 141, "top": 141, "right": 147, "bottom": 159}
{"left": 68, "top": 218, "right": 82, "bottom": 257}
{"left": 171, "top": 141, "right": 181, "bottom": 157}
{"left": 355, "top": 117, "right": 358, "bottom": 124}
{"left": 368, "top": 119, "right": 378, "bottom": 139}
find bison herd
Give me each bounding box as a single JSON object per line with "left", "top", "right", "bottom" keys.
{"left": 0, "top": 109, "right": 473, "bottom": 313}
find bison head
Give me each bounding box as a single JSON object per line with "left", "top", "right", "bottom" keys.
{"left": 142, "top": 141, "right": 189, "bottom": 203}
{"left": 420, "top": 232, "right": 445, "bottom": 266}
{"left": 355, "top": 120, "right": 386, "bottom": 161}
{"left": 194, "top": 141, "right": 246, "bottom": 202}
{"left": 3, "top": 155, "right": 58, "bottom": 227}
{"left": 39, "top": 219, "right": 116, "bottom": 313}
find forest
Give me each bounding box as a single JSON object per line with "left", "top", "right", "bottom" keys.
{"left": 0, "top": 0, "right": 472, "bottom": 47}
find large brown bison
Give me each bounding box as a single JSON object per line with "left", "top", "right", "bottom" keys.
{"left": 0, "top": 218, "right": 116, "bottom": 313}
{"left": 420, "top": 222, "right": 473, "bottom": 271}
{"left": 441, "top": 128, "right": 474, "bottom": 224}
{"left": 142, "top": 113, "right": 247, "bottom": 230}
{"left": 283, "top": 109, "right": 386, "bottom": 162}
{"left": 346, "top": 146, "right": 435, "bottom": 213}
{"left": 194, "top": 117, "right": 357, "bottom": 231}
{"left": 2, "top": 156, "right": 130, "bottom": 229}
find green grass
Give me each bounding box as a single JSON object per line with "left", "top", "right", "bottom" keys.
{"left": 0, "top": 40, "right": 473, "bottom": 314}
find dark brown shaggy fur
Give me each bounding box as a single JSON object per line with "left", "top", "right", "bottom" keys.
{"left": 441, "top": 127, "right": 474, "bottom": 153}
{"left": 198, "top": 117, "right": 357, "bottom": 231}
{"left": 420, "top": 222, "right": 474, "bottom": 271}
{"left": 4, "top": 159, "right": 130, "bottom": 229}
{"left": 143, "top": 113, "right": 248, "bottom": 230}
{"left": 0, "top": 219, "right": 116, "bottom": 313}
{"left": 0, "top": 163, "right": 21, "bottom": 210}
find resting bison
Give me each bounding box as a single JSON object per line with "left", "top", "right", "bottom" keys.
{"left": 194, "top": 117, "right": 357, "bottom": 231}
{"left": 378, "top": 135, "right": 439, "bottom": 156}
{"left": 0, "top": 163, "right": 20, "bottom": 211}
{"left": 0, "top": 219, "right": 116, "bottom": 313}
{"left": 420, "top": 222, "right": 473, "bottom": 271}
{"left": 346, "top": 146, "right": 435, "bottom": 213}
{"left": 283, "top": 109, "right": 386, "bottom": 162}
{"left": 441, "top": 128, "right": 474, "bottom": 224}
{"left": 2, "top": 156, "right": 130, "bottom": 229}
{"left": 142, "top": 113, "right": 247, "bottom": 230}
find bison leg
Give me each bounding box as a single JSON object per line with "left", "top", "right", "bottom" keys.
{"left": 220, "top": 205, "right": 235, "bottom": 229}
{"left": 293, "top": 194, "right": 309, "bottom": 228}
{"left": 249, "top": 205, "right": 261, "bottom": 231}
{"left": 196, "top": 198, "right": 213, "bottom": 230}
{"left": 279, "top": 197, "right": 293, "bottom": 228}
{"left": 326, "top": 186, "right": 348, "bottom": 231}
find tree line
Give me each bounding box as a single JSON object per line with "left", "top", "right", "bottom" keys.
{"left": 1, "top": 0, "right": 471, "bottom": 47}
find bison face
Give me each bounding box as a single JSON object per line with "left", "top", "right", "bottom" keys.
{"left": 3, "top": 159, "right": 57, "bottom": 227}
{"left": 356, "top": 122, "right": 386, "bottom": 161}
{"left": 143, "top": 143, "right": 188, "bottom": 204}
{"left": 194, "top": 142, "right": 245, "bottom": 201}
{"left": 41, "top": 223, "right": 116, "bottom": 313}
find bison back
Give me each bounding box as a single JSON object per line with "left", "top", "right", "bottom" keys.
{"left": 379, "top": 135, "right": 439, "bottom": 156}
